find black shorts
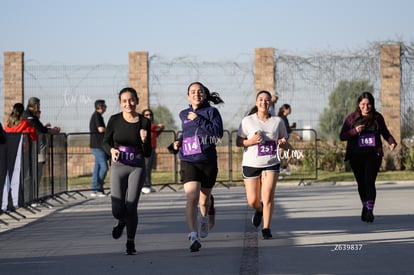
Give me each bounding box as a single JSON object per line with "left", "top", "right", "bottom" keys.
{"left": 180, "top": 161, "right": 218, "bottom": 189}
{"left": 242, "top": 164, "right": 280, "bottom": 179}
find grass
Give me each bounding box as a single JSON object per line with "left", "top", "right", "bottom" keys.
{"left": 67, "top": 169, "right": 413, "bottom": 191}
{"left": 314, "top": 170, "right": 413, "bottom": 182}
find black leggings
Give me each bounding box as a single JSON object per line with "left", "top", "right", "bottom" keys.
{"left": 349, "top": 152, "right": 382, "bottom": 203}
{"left": 110, "top": 160, "right": 145, "bottom": 239}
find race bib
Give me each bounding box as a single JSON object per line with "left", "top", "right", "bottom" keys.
{"left": 118, "top": 146, "right": 139, "bottom": 165}
{"left": 182, "top": 136, "right": 202, "bottom": 156}
{"left": 358, "top": 134, "right": 376, "bottom": 147}
{"left": 257, "top": 140, "right": 277, "bottom": 156}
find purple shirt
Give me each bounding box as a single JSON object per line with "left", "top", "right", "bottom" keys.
{"left": 178, "top": 103, "right": 223, "bottom": 163}
{"left": 340, "top": 111, "right": 397, "bottom": 160}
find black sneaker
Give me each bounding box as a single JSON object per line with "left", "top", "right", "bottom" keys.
{"left": 112, "top": 221, "right": 126, "bottom": 239}
{"left": 125, "top": 240, "right": 137, "bottom": 255}
{"left": 208, "top": 195, "right": 216, "bottom": 230}
{"left": 262, "top": 228, "right": 273, "bottom": 239}
{"left": 252, "top": 203, "right": 263, "bottom": 227}
{"left": 365, "top": 210, "right": 374, "bottom": 223}
{"left": 208, "top": 194, "right": 215, "bottom": 215}
{"left": 252, "top": 210, "right": 263, "bottom": 227}
{"left": 361, "top": 207, "right": 368, "bottom": 222}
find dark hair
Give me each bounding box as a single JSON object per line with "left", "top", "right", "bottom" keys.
{"left": 187, "top": 82, "right": 224, "bottom": 105}
{"left": 353, "top": 92, "right": 378, "bottom": 127}
{"left": 94, "top": 99, "right": 106, "bottom": 109}
{"left": 247, "top": 90, "right": 272, "bottom": 116}
{"left": 142, "top": 108, "right": 153, "bottom": 114}
{"left": 277, "top": 103, "right": 291, "bottom": 117}
{"left": 355, "top": 92, "right": 376, "bottom": 112}
{"left": 118, "top": 87, "right": 138, "bottom": 101}
{"left": 7, "top": 103, "right": 25, "bottom": 127}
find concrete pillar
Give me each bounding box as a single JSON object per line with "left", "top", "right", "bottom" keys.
{"left": 3, "top": 51, "right": 24, "bottom": 123}
{"left": 380, "top": 45, "right": 401, "bottom": 170}
{"left": 254, "top": 48, "right": 275, "bottom": 95}
{"left": 128, "top": 51, "right": 149, "bottom": 113}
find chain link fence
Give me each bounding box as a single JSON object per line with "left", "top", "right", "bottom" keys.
{"left": 1, "top": 43, "right": 414, "bottom": 177}
{"left": 2, "top": 44, "right": 412, "bottom": 138}
{"left": 275, "top": 48, "right": 382, "bottom": 131}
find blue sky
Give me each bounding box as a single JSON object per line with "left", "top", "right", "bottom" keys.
{"left": 1, "top": 0, "right": 413, "bottom": 65}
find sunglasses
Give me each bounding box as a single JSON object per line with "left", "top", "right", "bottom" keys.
{"left": 144, "top": 113, "right": 153, "bottom": 117}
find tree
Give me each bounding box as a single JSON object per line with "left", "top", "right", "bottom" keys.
{"left": 319, "top": 80, "right": 374, "bottom": 141}
{"left": 151, "top": 105, "right": 176, "bottom": 130}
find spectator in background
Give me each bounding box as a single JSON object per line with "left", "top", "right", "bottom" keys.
{"left": 277, "top": 103, "right": 302, "bottom": 174}
{"left": 4, "top": 103, "right": 37, "bottom": 141}
{"left": 23, "top": 97, "right": 61, "bottom": 184}
{"left": 3, "top": 103, "right": 38, "bottom": 211}
{"left": 89, "top": 99, "right": 108, "bottom": 197}
{"left": 268, "top": 92, "right": 279, "bottom": 116}
{"left": 141, "top": 108, "right": 165, "bottom": 194}
{"left": 277, "top": 104, "right": 302, "bottom": 141}
{"left": 24, "top": 97, "right": 61, "bottom": 135}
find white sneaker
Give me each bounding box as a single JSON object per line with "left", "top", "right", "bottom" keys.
{"left": 198, "top": 215, "right": 209, "bottom": 238}
{"left": 141, "top": 187, "right": 151, "bottom": 194}
{"left": 90, "top": 192, "right": 97, "bottom": 197}
{"left": 188, "top": 232, "right": 201, "bottom": 252}
{"left": 97, "top": 192, "right": 106, "bottom": 197}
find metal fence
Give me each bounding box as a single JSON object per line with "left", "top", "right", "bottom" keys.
{"left": 1, "top": 45, "right": 414, "bottom": 193}
{"left": 0, "top": 129, "right": 318, "bottom": 213}
{"left": 401, "top": 52, "right": 414, "bottom": 137}
{"left": 274, "top": 52, "right": 382, "bottom": 130}
{"left": 0, "top": 133, "right": 68, "bottom": 212}
{"left": 67, "top": 129, "right": 319, "bottom": 191}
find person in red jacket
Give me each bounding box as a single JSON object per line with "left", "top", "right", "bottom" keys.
{"left": 4, "top": 103, "right": 37, "bottom": 141}
{"left": 3, "top": 103, "right": 38, "bottom": 211}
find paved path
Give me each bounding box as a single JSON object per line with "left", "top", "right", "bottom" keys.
{"left": 0, "top": 181, "right": 413, "bottom": 275}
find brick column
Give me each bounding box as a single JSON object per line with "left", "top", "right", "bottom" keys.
{"left": 128, "top": 51, "right": 149, "bottom": 113}
{"left": 254, "top": 48, "right": 275, "bottom": 95}
{"left": 380, "top": 45, "right": 401, "bottom": 170}
{"left": 3, "top": 51, "right": 24, "bottom": 123}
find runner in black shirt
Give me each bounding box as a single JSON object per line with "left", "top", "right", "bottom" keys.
{"left": 102, "top": 87, "right": 151, "bottom": 255}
